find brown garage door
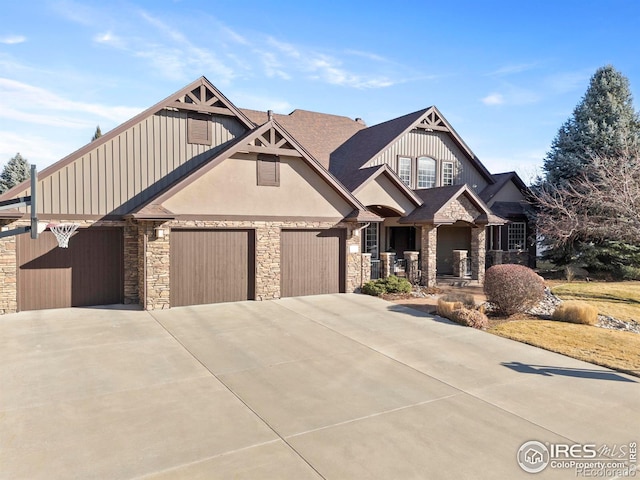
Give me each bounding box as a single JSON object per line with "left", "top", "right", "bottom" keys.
{"left": 281, "top": 229, "right": 345, "bottom": 297}
{"left": 170, "top": 229, "right": 255, "bottom": 307}
{"left": 18, "top": 228, "right": 124, "bottom": 311}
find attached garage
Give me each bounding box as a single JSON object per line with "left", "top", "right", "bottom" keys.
{"left": 281, "top": 229, "right": 346, "bottom": 297}
{"left": 18, "top": 228, "right": 124, "bottom": 311}
{"left": 170, "top": 229, "right": 255, "bottom": 307}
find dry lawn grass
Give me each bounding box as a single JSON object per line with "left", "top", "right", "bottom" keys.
{"left": 549, "top": 280, "right": 640, "bottom": 322}
{"left": 489, "top": 319, "right": 640, "bottom": 377}
{"left": 389, "top": 281, "right": 640, "bottom": 376}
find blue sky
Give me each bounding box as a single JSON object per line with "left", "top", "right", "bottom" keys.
{"left": 1, "top": 0, "right": 640, "bottom": 183}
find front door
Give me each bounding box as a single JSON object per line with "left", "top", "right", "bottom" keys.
{"left": 388, "top": 227, "right": 416, "bottom": 257}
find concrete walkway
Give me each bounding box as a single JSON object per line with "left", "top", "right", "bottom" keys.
{"left": 1, "top": 294, "right": 638, "bottom": 479}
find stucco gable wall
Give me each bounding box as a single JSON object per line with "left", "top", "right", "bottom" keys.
{"left": 354, "top": 174, "right": 416, "bottom": 216}
{"left": 365, "top": 130, "right": 489, "bottom": 191}
{"left": 486, "top": 179, "right": 526, "bottom": 207}
{"left": 12, "top": 110, "right": 246, "bottom": 217}
{"left": 162, "top": 153, "right": 354, "bottom": 218}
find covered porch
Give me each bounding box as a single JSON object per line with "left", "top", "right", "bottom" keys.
{"left": 363, "top": 185, "right": 506, "bottom": 286}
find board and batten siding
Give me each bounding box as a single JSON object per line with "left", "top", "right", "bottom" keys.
{"left": 365, "top": 129, "right": 489, "bottom": 192}
{"left": 29, "top": 110, "right": 246, "bottom": 216}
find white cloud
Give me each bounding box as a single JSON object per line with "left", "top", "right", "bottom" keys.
{"left": 545, "top": 70, "right": 591, "bottom": 94}
{"left": 229, "top": 92, "right": 292, "bottom": 113}
{"left": 0, "top": 35, "right": 26, "bottom": 45}
{"left": 0, "top": 78, "right": 141, "bottom": 126}
{"left": 482, "top": 93, "right": 504, "bottom": 106}
{"left": 0, "top": 131, "right": 73, "bottom": 167}
{"left": 93, "top": 31, "right": 126, "bottom": 49}
{"left": 488, "top": 63, "right": 539, "bottom": 77}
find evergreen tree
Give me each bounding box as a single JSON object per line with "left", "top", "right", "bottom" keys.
{"left": 543, "top": 65, "right": 639, "bottom": 184}
{"left": 91, "top": 125, "right": 102, "bottom": 142}
{"left": 0, "top": 153, "right": 30, "bottom": 194}
{"left": 537, "top": 66, "right": 640, "bottom": 275}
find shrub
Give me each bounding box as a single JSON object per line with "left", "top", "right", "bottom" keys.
{"left": 383, "top": 275, "right": 412, "bottom": 294}
{"left": 436, "top": 299, "right": 488, "bottom": 329}
{"left": 441, "top": 292, "right": 476, "bottom": 308}
{"left": 361, "top": 280, "right": 386, "bottom": 296}
{"left": 361, "top": 275, "right": 412, "bottom": 296}
{"left": 484, "top": 264, "right": 545, "bottom": 316}
{"left": 450, "top": 308, "right": 489, "bottom": 329}
{"left": 436, "top": 299, "right": 463, "bottom": 318}
{"left": 552, "top": 301, "right": 599, "bottom": 325}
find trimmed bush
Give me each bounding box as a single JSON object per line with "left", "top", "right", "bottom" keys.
{"left": 361, "top": 280, "right": 386, "bottom": 296}
{"left": 450, "top": 308, "right": 489, "bottom": 329}
{"left": 552, "top": 301, "right": 599, "bottom": 325}
{"left": 383, "top": 275, "right": 412, "bottom": 294}
{"left": 361, "top": 275, "right": 412, "bottom": 296}
{"left": 436, "top": 299, "right": 488, "bottom": 329}
{"left": 484, "top": 264, "right": 545, "bottom": 316}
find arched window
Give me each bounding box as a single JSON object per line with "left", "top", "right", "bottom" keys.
{"left": 417, "top": 157, "right": 436, "bottom": 188}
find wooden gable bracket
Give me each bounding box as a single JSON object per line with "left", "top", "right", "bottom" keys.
{"left": 246, "top": 126, "right": 302, "bottom": 157}
{"left": 173, "top": 84, "right": 237, "bottom": 117}
{"left": 415, "top": 110, "right": 449, "bottom": 132}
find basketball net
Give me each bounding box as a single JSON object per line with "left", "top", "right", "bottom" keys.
{"left": 48, "top": 223, "right": 80, "bottom": 248}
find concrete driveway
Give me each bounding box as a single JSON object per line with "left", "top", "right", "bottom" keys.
{"left": 1, "top": 294, "right": 638, "bottom": 479}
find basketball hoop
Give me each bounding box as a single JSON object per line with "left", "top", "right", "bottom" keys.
{"left": 48, "top": 223, "right": 80, "bottom": 248}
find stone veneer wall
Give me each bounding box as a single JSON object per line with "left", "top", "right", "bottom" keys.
{"left": 439, "top": 196, "right": 480, "bottom": 223}
{"left": 0, "top": 231, "right": 17, "bottom": 314}
{"left": 420, "top": 226, "right": 438, "bottom": 286}
{"left": 139, "top": 219, "right": 367, "bottom": 310}
{"left": 123, "top": 220, "right": 139, "bottom": 304}
{"left": 471, "top": 227, "right": 486, "bottom": 283}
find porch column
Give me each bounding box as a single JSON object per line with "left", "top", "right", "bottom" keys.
{"left": 404, "top": 251, "right": 420, "bottom": 284}
{"left": 420, "top": 225, "right": 438, "bottom": 287}
{"left": 452, "top": 250, "right": 467, "bottom": 277}
{"left": 361, "top": 253, "right": 372, "bottom": 285}
{"left": 379, "top": 252, "right": 395, "bottom": 278}
{"left": 471, "top": 227, "right": 486, "bottom": 284}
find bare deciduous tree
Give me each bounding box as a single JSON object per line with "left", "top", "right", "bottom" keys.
{"left": 533, "top": 148, "right": 640, "bottom": 246}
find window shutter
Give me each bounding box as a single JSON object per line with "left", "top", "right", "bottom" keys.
{"left": 187, "top": 114, "right": 212, "bottom": 145}
{"left": 257, "top": 154, "right": 280, "bottom": 186}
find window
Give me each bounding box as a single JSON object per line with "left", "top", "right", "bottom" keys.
{"left": 398, "top": 157, "right": 411, "bottom": 186}
{"left": 417, "top": 157, "right": 436, "bottom": 188}
{"left": 442, "top": 162, "right": 454, "bottom": 186}
{"left": 187, "top": 114, "right": 212, "bottom": 145}
{"left": 257, "top": 154, "right": 280, "bottom": 186}
{"left": 363, "top": 223, "right": 379, "bottom": 258}
{"left": 508, "top": 222, "right": 526, "bottom": 251}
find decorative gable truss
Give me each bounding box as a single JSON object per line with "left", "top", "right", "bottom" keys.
{"left": 167, "top": 78, "right": 254, "bottom": 131}
{"left": 415, "top": 109, "right": 449, "bottom": 132}
{"left": 245, "top": 124, "right": 303, "bottom": 157}
{"left": 172, "top": 83, "right": 243, "bottom": 118}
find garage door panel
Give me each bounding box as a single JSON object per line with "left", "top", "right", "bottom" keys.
{"left": 170, "top": 229, "right": 255, "bottom": 307}
{"left": 281, "top": 229, "right": 345, "bottom": 298}
{"left": 18, "top": 228, "right": 124, "bottom": 311}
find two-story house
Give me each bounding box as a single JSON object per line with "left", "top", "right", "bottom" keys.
{"left": 0, "top": 77, "right": 534, "bottom": 313}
